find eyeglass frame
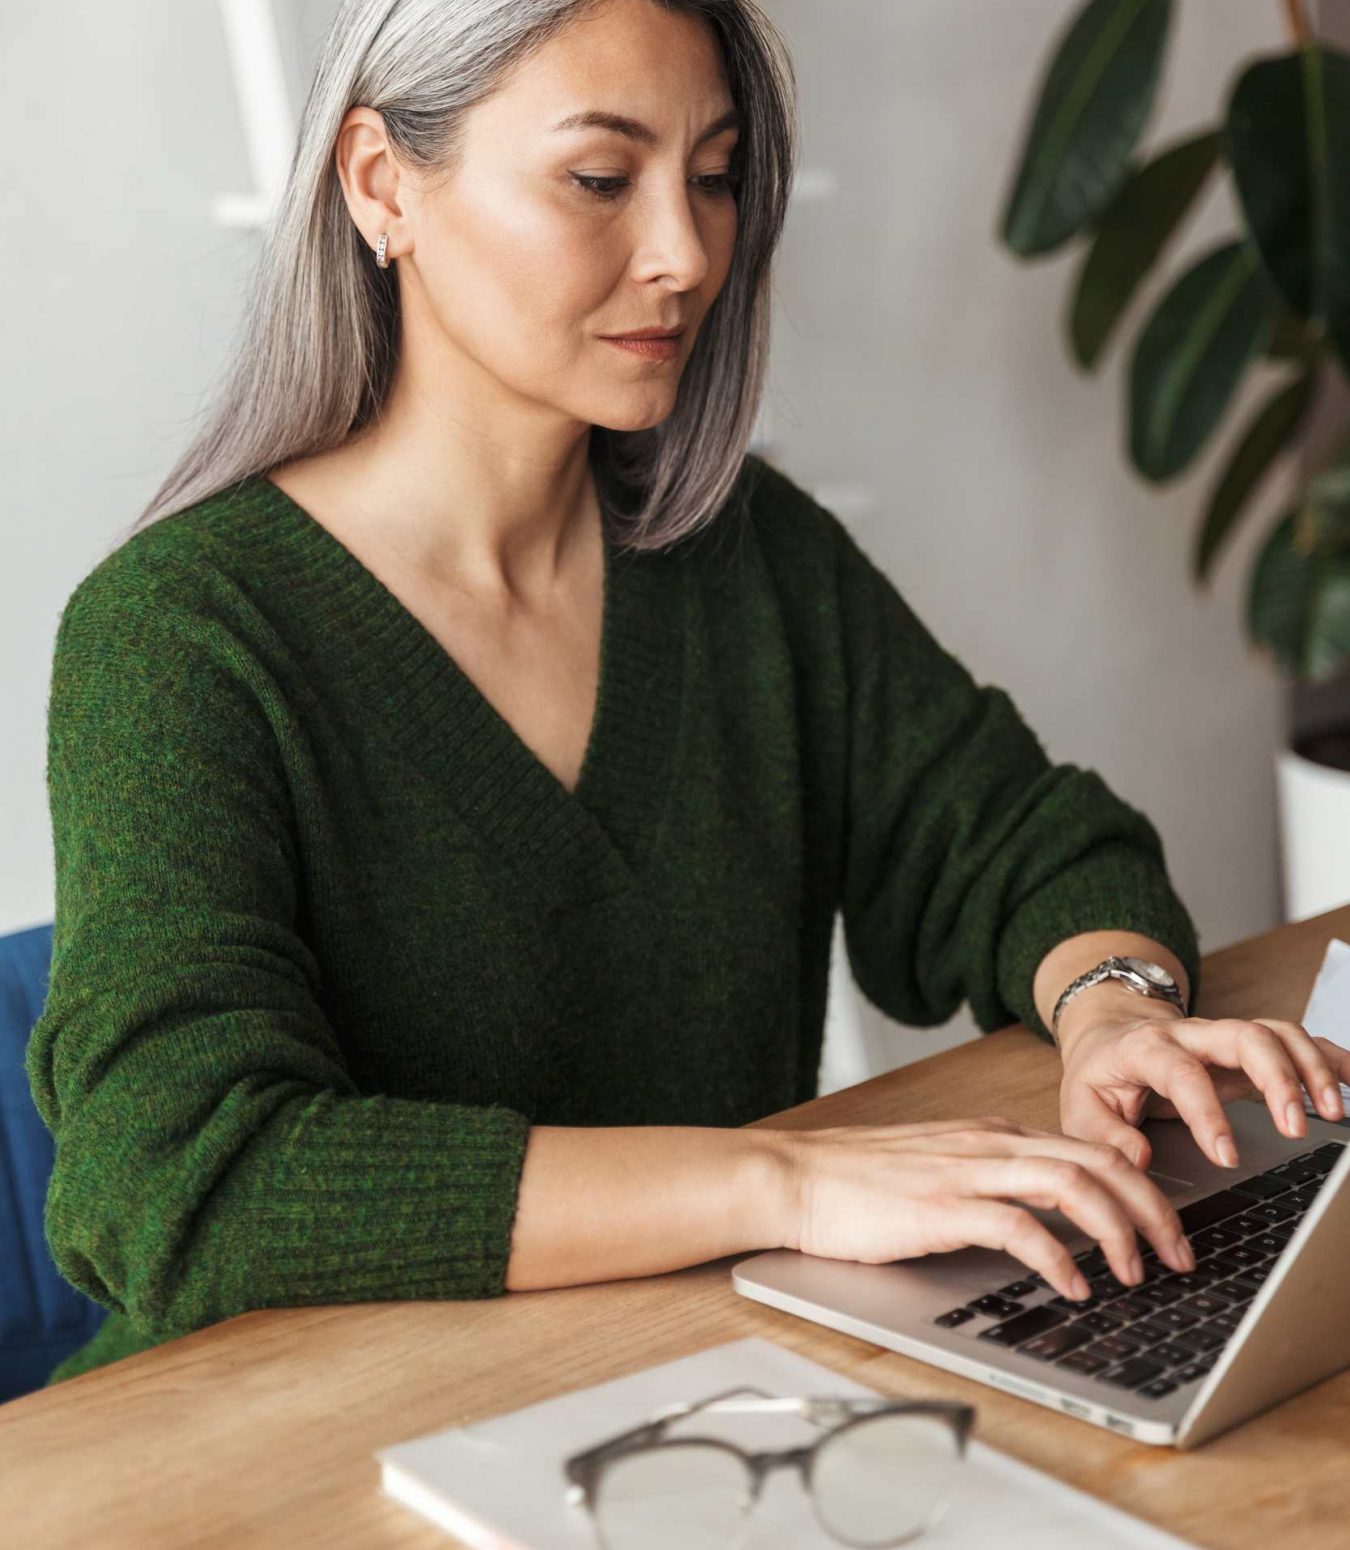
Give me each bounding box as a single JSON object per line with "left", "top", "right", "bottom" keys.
{"left": 563, "top": 1383, "right": 977, "bottom": 1549}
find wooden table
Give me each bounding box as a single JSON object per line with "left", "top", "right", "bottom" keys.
{"left": 5, "top": 903, "right": 1349, "bottom": 1549}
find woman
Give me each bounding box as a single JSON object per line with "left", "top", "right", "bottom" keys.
{"left": 30, "top": 0, "right": 1349, "bottom": 1386}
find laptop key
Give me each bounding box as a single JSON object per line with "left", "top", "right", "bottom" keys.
{"left": 1177, "top": 1292, "right": 1232, "bottom": 1318}
{"left": 1155, "top": 1307, "right": 1200, "bottom": 1332}
{"left": 1128, "top": 1319, "right": 1173, "bottom": 1344}
{"left": 969, "top": 1294, "right": 1025, "bottom": 1318}
{"left": 1086, "top": 1334, "right": 1142, "bottom": 1361}
{"left": 1227, "top": 1271, "right": 1267, "bottom": 1296}
{"left": 1176, "top": 1361, "right": 1213, "bottom": 1382}
{"left": 1205, "top": 1252, "right": 1251, "bottom": 1278}
{"left": 1188, "top": 1327, "right": 1230, "bottom": 1352}
{"left": 995, "top": 1280, "right": 1039, "bottom": 1299}
{"left": 1098, "top": 1358, "right": 1166, "bottom": 1389}
{"left": 1077, "top": 1311, "right": 1122, "bottom": 1335}
{"left": 1164, "top": 1271, "right": 1213, "bottom": 1292}
{"left": 1020, "top": 1325, "right": 1095, "bottom": 1361}
{"left": 1134, "top": 1283, "right": 1183, "bottom": 1309}
{"left": 1138, "top": 1377, "right": 1179, "bottom": 1399}
{"left": 1056, "top": 1350, "right": 1111, "bottom": 1375}
{"left": 1100, "top": 1295, "right": 1153, "bottom": 1321}
{"left": 1223, "top": 1244, "right": 1266, "bottom": 1269}
{"left": 1230, "top": 1174, "right": 1293, "bottom": 1201}
{"left": 978, "top": 1305, "right": 1068, "bottom": 1346}
{"left": 1192, "top": 1225, "right": 1244, "bottom": 1253}
{"left": 1229, "top": 1212, "right": 1273, "bottom": 1236}
{"left": 1151, "top": 1341, "right": 1197, "bottom": 1367}
{"left": 1249, "top": 1233, "right": 1287, "bottom": 1257}
{"left": 1087, "top": 1270, "right": 1127, "bottom": 1296}
{"left": 935, "top": 1307, "right": 976, "bottom": 1328}
{"left": 1177, "top": 1190, "right": 1252, "bottom": 1233}
{"left": 1246, "top": 1200, "right": 1297, "bottom": 1224}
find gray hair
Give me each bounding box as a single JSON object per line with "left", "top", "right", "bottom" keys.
{"left": 123, "top": 0, "right": 798, "bottom": 553}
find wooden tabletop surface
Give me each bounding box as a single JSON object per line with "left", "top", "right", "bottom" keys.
{"left": 4, "top": 902, "right": 1349, "bottom": 1550}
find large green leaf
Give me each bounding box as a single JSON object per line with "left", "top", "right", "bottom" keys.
{"left": 1193, "top": 366, "right": 1317, "bottom": 584}
{"left": 1247, "top": 507, "right": 1350, "bottom": 680}
{"left": 1129, "top": 241, "right": 1273, "bottom": 481}
{"left": 1069, "top": 130, "right": 1222, "bottom": 368}
{"left": 1002, "top": 0, "right": 1173, "bottom": 256}
{"left": 1227, "top": 43, "right": 1350, "bottom": 372}
{"left": 1303, "top": 440, "right": 1350, "bottom": 547}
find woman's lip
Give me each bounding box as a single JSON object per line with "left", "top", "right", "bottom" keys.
{"left": 602, "top": 334, "right": 682, "bottom": 359}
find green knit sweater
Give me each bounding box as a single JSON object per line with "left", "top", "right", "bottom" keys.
{"left": 27, "top": 454, "right": 1201, "bottom": 1385}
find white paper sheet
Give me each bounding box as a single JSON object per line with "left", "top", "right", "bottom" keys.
{"left": 1299, "top": 936, "right": 1350, "bottom": 1115}
{"left": 375, "top": 1336, "right": 1197, "bottom": 1549}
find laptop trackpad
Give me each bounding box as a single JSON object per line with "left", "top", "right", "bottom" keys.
{"left": 1147, "top": 1169, "right": 1196, "bottom": 1196}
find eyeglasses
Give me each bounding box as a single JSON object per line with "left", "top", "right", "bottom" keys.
{"left": 563, "top": 1384, "right": 975, "bottom": 1549}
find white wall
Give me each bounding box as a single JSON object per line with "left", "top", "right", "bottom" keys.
{"left": 3, "top": 2, "right": 1313, "bottom": 1088}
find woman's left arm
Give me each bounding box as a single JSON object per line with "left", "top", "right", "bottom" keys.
{"left": 1042, "top": 927, "right": 1350, "bottom": 1172}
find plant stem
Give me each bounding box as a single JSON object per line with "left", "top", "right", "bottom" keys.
{"left": 1284, "top": 0, "right": 1312, "bottom": 47}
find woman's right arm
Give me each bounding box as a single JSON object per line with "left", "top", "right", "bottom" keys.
{"left": 29, "top": 558, "right": 532, "bottom": 1345}
{"left": 505, "top": 1116, "right": 1197, "bottom": 1299}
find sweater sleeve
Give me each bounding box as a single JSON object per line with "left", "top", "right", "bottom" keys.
{"left": 25, "top": 553, "right": 532, "bottom": 1347}
{"left": 824, "top": 507, "right": 1202, "bottom": 1043}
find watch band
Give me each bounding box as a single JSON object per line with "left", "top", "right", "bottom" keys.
{"left": 1050, "top": 954, "right": 1187, "bottom": 1042}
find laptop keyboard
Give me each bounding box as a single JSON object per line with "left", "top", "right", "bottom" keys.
{"left": 931, "top": 1139, "right": 1346, "bottom": 1401}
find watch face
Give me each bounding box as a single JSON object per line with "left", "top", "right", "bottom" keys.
{"left": 1121, "top": 955, "right": 1175, "bottom": 988}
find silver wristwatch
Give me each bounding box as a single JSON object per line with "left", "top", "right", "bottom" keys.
{"left": 1050, "top": 954, "right": 1187, "bottom": 1042}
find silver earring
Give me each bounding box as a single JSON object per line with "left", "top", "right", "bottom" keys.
{"left": 375, "top": 233, "right": 389, "bottom": 268}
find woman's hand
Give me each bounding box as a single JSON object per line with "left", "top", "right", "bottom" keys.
{"left": 766, "top": 1115, "right": 1196, "bottom": 1302}
{"left": 1056, "top": 1005, "right": 1350, "bottom": 1173}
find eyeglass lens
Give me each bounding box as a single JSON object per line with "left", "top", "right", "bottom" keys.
{"left": 593, "top": 1442, "right": 753, "bottom": 1550}
{"left": 589, "top": 1412, "right": 963, "bottom": 1549}
{"left": 810, "top": 1413, "right": 964, "bottom": 1545}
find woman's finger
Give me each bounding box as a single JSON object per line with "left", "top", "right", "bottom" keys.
{"left": 1249, "top": 1021, "right": 1349, "bottom": 1124}
{"left": 1173, "top": 1019, "right": 1313, "bottom": 1141}
{"left": 992, "top": 1128, "right": 1191, "bottom": 1272}
{"left": 950, "top": 1156, "right": 1142, "bottom": 1287}
{"left": 1060, "top": 1079, "right": 1152, "bottom": 1171}
{"left": 1111, "top": 1028, "right": 1237, "bottom": 1167}
{"left": 916, "top": 1196, "right": 1087, "bottom": 1301}
{"left": 917, "top": 1126, "right": 1192, "bottom": 1275}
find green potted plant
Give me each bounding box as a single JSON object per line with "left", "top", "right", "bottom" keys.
{"left": 1000, "top": 0, "right": 1350, "bottom": 918}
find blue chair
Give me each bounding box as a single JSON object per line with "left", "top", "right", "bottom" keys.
{"left": 0, "top": 921, "right": 109, "bottom": 1403}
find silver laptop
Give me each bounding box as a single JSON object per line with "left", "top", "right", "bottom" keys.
{"left": 733, "top": 1099, "right": 1350, "bottom": 1447}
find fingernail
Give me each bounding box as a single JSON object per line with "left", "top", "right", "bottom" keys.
{"left": 1072, "top": 1273, "right": 1091, "bottom": 1300}
{"left": 1173, "top": 1233, "right": 1196, "bottom": 1272}
{"left": 1324, "top": 1086, "right": 1345, "bottom": 1119}
{"left": 1285, "top": 1100, "right": 1307, "bottom": 1138}
{"left": 1217, "top": 1134, "right": 1239, "bottom": 1168}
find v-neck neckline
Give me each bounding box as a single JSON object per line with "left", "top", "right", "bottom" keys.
{"left": 236, "top": 472, "right": 691, "bottom": 902}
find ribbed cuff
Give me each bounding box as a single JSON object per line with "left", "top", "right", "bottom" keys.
{"left": 121, "top": 1092, "right": 533, "bottom": 1341}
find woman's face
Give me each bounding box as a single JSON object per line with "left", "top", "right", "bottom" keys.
{"left": 369, "top": 0, "right": 741, "bottom": 436}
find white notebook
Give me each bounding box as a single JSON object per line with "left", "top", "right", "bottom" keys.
{"left": 1300, "top": 937, "right": 1350, "bottom": 1114}
{"left": 375, "top": 1335, "right": 1197, "bottom": 1548}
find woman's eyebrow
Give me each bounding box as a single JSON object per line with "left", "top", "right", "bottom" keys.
{"left": 548, "top": 107, "right": 741, "bottom": 147}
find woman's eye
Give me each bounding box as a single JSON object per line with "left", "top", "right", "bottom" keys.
{"left": 569, "top": 172, "right": 742, "bottom": 201}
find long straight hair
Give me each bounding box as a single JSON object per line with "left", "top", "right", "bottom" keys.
{"left": 123, "top": 0, "right": 798, "bottom": 553}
